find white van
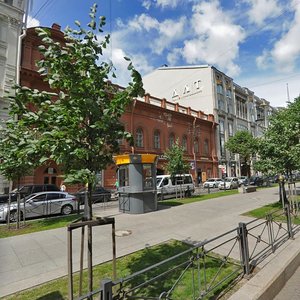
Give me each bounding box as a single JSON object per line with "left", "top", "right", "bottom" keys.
{"left": 156, "top": 174, "right": 195, "bottom": 200}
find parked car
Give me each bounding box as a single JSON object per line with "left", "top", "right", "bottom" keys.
{"left": 0, "top": 184, "right": 60, "bottom": 204}
{"left": 74, "top": 186, "right": 112, "bottom": 205}
{"left": 238, "top": 176, "right": 248, "bottom": 186}
{"left": 203, "top": 178, "right": 223, "bottom": 188}
{"left": 249, "top": 176, "right": 264, "bottom": 186}
{"left": 219, "top": 177, "right": 239, "bottom": 190}
{"left": 0, "top": 191, "right": 77, "bottom": 223}
{"left": 156, "top": 174, "right": 195, "bottom": 200}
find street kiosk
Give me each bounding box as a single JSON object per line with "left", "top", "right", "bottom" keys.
{"left": 114, "top": 154, "right": 158, "bottom": 214}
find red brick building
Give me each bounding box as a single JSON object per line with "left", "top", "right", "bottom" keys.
{"left": 19, "top": 24, "right": 218, "bottom": 190}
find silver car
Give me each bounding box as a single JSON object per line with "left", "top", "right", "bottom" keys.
{"left": 219, "top": 177, "right": 239, "bottom": 190}
{"left": 0, "top": 191, "right": 77, "bottom": 222}
{"left": 203, "top": 178, "right": 223, "bottom": 188}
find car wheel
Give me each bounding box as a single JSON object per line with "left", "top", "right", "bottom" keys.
{"left": 61, "top": 205, "right": 73, "bottom": 215}
{"left": 8, "top": 210, "right": 22, "bottom": 222}
{"left": 185, "top": 190, "right": 191, "bottom": 197}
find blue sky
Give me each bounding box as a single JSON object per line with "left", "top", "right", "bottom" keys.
{"left": 27, "top": 0, "right": 300, "bottom": 107}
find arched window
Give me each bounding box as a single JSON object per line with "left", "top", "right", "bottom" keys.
{"left": 182, "top": 135, "right": 188, "bottom": 151}
{"left": 169, "top": 133, "right": 175, "bottom": 148}
{"left": 154, "top": 130, "right": 160, "bottom": 149}
{"left": 136, "top": 128, "right": 144, "bottom": 147}
{"left": 204, "top": 139, "right": 209, "bottom": 155}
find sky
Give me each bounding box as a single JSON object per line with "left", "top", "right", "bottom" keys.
{"left": 26, "top": 0, "right": 300, "bottom": 108}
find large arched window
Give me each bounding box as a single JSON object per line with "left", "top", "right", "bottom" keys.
{"left": 136, "top": 128, "right": 144, "bottom": 147}
{"left": 182, "top": 135, "right": 188, "bottom": 151}
{"left": 168, "top": 133, "right": 175, "bottom": 148}
{"left": 154, "top": 130, "right": 160, "bottom": 149}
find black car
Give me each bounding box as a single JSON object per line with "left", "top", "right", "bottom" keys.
{"left": 74, "top": 186, "right": 111, "bottom": 205}
{"left": 0, "top": 184, "right": 60, "bottom": 204}
{"left": 249, "top": 176, "right": 264, "bottom": 186}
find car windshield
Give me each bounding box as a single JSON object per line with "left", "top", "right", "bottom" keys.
{"left": 224, "top": 178, "right": 232, "bottom": 182}
{"left": 207, "top": 179, "right": 215, "bottom": 182}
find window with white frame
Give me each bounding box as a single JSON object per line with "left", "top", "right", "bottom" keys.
{"left": 154, "top": 130, "right": 160, "bottom": 149}
{"left": 136, "top": 128, "right": 144, "bottom": 147}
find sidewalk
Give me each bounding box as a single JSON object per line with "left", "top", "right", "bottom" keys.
{"left": 0, "top": 186, "right": 298, "bottom": 298}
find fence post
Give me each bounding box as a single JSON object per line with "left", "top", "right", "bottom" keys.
{"left": 267, "top": 214, "right": 275, "bottom": 253}
{"left": 285, "top": 203, "right": 294, "bottom": 239}
{"left": 101, "top": 279, "right": 113, "bottom": 300}
{"left": 238, "top": 222, "right": 251, "bottom": 276}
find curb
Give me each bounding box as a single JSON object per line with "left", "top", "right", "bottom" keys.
{"left": 228, "top": 234, "right": 300, "bottom": 300}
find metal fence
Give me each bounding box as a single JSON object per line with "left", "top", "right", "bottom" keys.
{"left": 69, "top": 201, "right": 300, "bottom": 300}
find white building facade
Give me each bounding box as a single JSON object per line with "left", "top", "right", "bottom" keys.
{"left": 0, "top": 0, "right": 27, "bottom": 193}
{"left": 143, "top": 65, "right": 275, "bottom": 178}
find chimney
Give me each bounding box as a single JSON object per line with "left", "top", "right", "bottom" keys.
{"left": 52, "top": 23, "right": 61, "bottom": 31}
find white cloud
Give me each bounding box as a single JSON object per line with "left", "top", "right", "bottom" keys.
{"left": 142, "top": 0, "right": 197, "bottom": 9}
{"left": 167, "top": 48, "right": 182, "bottom": 65}
{"left": 99, "top": 31, "right": 154, "bottom": 87}
{"left": 182, "top": 0, "right": 245, "bottom": 76}
{"left": 128, "top": 14, "right": 159, "bottom": 32}
{"left": 256, "top": 1, "right": 300, "bottom": 73}
{"left": 153, "top": 16, "right": 186, "bottom": 54}
{"left": 244, "top": 0, "right": 282, "bottom": 26}
{"left": 256, "top": 50, "right": 272, "bottom": 69}
{"left": 125, "top": 14, "right": 187, "bottom": 55}
{"left": 142, "top": 0, "right": 152, "bottom": 10}
{"left": 26, "top": 15, "right": 40, "bottom": 28}
{"left": 238, "top": 73, "right": 300, "bottom": 107}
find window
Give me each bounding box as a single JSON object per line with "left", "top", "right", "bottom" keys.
{"left": 154, "top": 130, "right": 160, "bottom": 149}
{"left": 143, "top": 164, "right": 153, "bottom": 189}
{"left": 119, "top": 165, "right": 129, "bottom": 187}
{"left": 204, "top": 139, "right": 209, "bottom": 156}
{"left": 136, "top": 128, "right": 144, "bottom": 147}
{"left": 228, "top": 123, "right": 233, "bottom": 136}
{"left": 217, "top": 84, "right": 223, "bottom": 94}
{"left": 32, "top": 194, "right": 47, "bottom": 202}
{"left": 169, "top": 133, "right": 175, "bottom": 148}
{"left": 47, "top": 193, "right": 63, "bottom": 200}
{"left": 219, "top": 119, "right": 225, "bottom": 134}
{"left": 218, "top": 97, "right": 225, "bottom": 111}
{"left": 220, "top": 136, "right": 225, "bottom": 157}
{"left": 182, "top": 135, "right": 187, "bottom": 151}
{"left": 4, "top": 0, "right": 13, "bottom": 5}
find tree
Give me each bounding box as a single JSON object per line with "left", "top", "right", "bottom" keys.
{"left": 225, "top": 130, "right": 257, "bottom": 177}
{"left": 164, "top": 139, "right": 190, "bottom": 177}
{"left": 255, "top": 96, "right": 300, "bottom": 176}
{"left": 0, "top": 115, "right": 35, "bottom": 227}
{"left": 0, "top": 4, "right": 144, "bottom": 220}
{"left": 164, "top": 139, "right": 190, "bottom": 198}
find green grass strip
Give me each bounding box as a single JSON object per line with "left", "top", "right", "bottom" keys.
{"left": 3, "top": 240, "right": 240, "bottom": 300}
{"left": 0, "top": 214, "right": 82, "bottom": 238}
{"left": 159, "top": 190, "right": 238, "bottom": 206}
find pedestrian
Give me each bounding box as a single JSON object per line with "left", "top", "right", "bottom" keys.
{"left": 60, "top": 181, "right": 66, "bottom": 192}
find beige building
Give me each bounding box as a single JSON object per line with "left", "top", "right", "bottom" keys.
{"left": 143, "top": 65, "right": 275, "bottom": 178}
{"left": 0, "top": 0, "right": 28, "bottom": 192}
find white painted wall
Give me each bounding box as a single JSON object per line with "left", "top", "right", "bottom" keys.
{"left": 143, "top": 65, "right": 215, "bottom": 115}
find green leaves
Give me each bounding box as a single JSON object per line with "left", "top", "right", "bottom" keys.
{"left": 0, "top": 3, "right": 144, "bottom": 193}
{"left": 256, "top": 96, "right": 300, "bottom": 175}
{"left": 164, "top": 139, "right": 190, "bottom": 177}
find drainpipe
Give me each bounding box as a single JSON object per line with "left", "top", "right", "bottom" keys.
{"left": 192, "top": 117, "right": 198, "bottom": 187}
{"left": 130, "top": 99, "right": 137, "bottom": 154}
{"left": 211, "top": 120, "right": 218, "bottom": 177}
